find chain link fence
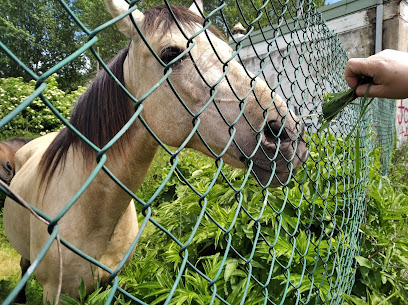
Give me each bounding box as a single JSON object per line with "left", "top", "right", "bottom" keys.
{"left": 1, "top": 0, "right": 396, "bottom": 304}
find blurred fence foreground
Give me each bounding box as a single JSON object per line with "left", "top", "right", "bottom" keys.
{"left": 0, "top": 0, "right": 396, "bottom": 304}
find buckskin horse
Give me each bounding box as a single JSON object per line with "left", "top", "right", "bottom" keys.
{"left": 4, "top": 0, "right": 307, "bottom": 302}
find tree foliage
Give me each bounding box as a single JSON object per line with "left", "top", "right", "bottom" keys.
{"left": 0, "top": 76, "right": 85, "bottom": 139}
{"left": 0, "top": 0, "right": 89, "bottom": 91}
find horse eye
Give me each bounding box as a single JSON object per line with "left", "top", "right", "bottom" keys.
{"left": 160, "top": 46, "right": 185, "bottom": 65}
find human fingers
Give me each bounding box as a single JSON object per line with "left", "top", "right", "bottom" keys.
{"left": 354, "top": 83, "right": 383, "bottom": 98}
{"left": 344, "top": 59, "right": 374, "bottom": 89}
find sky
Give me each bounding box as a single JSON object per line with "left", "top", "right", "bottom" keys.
{"left": 325, "top": 0, "right": 342, "bottom": 4}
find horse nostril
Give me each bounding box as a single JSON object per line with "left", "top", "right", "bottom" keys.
{"left": 264, "top": 120, "right": 290, "bottom": 142}
{"left": 6, "top": 161, "right": 13, "bottom": 172}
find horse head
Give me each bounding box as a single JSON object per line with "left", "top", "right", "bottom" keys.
{"left": 0, "top": 143, "right": 14, "bottom": 183}
{"left": 0, "top": 138, "right": 31, "bottom": 183}
{"left": 108, "top": 0, "right": 308, "bottom": 187}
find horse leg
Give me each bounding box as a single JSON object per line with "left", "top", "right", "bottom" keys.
{"left": 13, "top": 257, "right": 30, "bottom": 304}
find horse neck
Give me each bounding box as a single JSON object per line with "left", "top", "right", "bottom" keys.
{"left": 110, "top": 123, "right": 159, "bottom": 191}
{"left": 79, "top": 49, "right": 159, "bottom": 225}
{"left": 75, "top": 122, "right": 159, "bottom": 232}
{"left": 103, "top": 121, "right": 158, "bottom": 199}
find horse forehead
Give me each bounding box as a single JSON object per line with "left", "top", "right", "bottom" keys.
{"left": 158, "top": 30, "right": 188, "bottom": 49}
{"left": 146, "top": 23, "right": 221, "bottom": 51}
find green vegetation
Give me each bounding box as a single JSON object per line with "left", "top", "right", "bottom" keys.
{"left": 0, "top": 76, "right": 84, "bottom": 140}
{"left": 0, "top": 79, "right": 405, "bottom": 304}
{"left": 0, "top": 209, "right": 21, "bottom": 301}
{"left": 0, "top": 75, "right": 83, "bottom": 209}
{"left": 344, "top": 144, "right": 408, "bottom": 305}
{"left": 0, "top": 0, "right": 90, "bottom": 91}
{"left": 1, "top": 134, "right": 407, "bottom": 304}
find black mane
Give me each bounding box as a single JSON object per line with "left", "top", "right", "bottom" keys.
{"left": 39, "top": 46, "right": 131, "bottom": 181}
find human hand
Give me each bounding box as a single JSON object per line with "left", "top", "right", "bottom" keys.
{"left": 344, "top": 49, "right": 408, "bottom": 99}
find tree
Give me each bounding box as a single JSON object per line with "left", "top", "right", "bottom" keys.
{"left": 71, "top": 0, "right": 130, "bottom": 71}
{"left": 0, "top": 0, "right": 88, "bottom": 91}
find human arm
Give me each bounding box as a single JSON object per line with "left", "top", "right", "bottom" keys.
{"left": 344, "top": 49, "right": 408, "bottom": 99}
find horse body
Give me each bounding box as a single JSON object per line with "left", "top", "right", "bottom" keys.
{"left": 4, "top": 1, "right": 308, "bottom": 302}
{"left": 5, "top": 127, "right": 154, "bottom": 298}
{"left": 0, "top": 137, "right": 32, "bottom": 182}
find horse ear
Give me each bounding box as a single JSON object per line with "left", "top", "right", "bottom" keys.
{"left": 189, "top": 0, "right": 203, "bottom": 16}
{"left": 105, "top": 0, "right": 144, "bottom": 38}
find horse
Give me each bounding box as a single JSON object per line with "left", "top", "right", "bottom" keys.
{"left": 4, "top": 0, "right": 308, "bottom": 302}
{"left": 0, "top": 138, "right": 32, "bottom": 183}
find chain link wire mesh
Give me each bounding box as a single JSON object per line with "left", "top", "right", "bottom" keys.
{"left": 0, "top": 0, "right": 396, "bottom": 304}
{"left": 370, "top": 98, "right": 396, "bottom": 175}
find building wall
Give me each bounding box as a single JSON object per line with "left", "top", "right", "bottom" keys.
{"left": 397, "top": 2, "right": 408, "bottom": 146}
{"left": 232, "top": 0, "right": 408, "bottom": 146}
{"left": 396, "top": 99, "right": 408, "bottom": 144}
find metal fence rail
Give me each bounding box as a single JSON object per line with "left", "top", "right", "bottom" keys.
{"left": 0, "top": 0, "right": 395, "bottom": 304}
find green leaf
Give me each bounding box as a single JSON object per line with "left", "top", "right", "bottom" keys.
{"left": 342, "top": 293, "right": 369, "bottom": 305}
{"left": 174, "top": 294, "right": 190, "bottom": 305}
{"left": 150, "top": 293, "right": 171, "bottom": 305}
{"left": 58, "top": 295, "right": 81, "bottom": 305}
{"left": 192, "top": 169, "right": 204, "bottom": 178}
{"left": 78, "top": 278, "right": 86, "bottom": 304}
{"left": 224, "top": 259, "right": 239, "bottom": 281}
{"left": 355, "top": 256, "right": 372, "bottom": 268}
{"left": 87, "top": 289, "right": 110, "bottom": 305}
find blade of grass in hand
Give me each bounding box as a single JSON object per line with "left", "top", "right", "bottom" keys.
{"left": 355, "top": 127, "right": 360, "bottom": 180}
{"left": 345, "top": 83, "right": 374, "bottom": 141}
{"left": 349, "top": 84, "right": 373, "bottom": 181}
{"left": 320, "top": 81, "right": 374, "bottom": 181}
{"left": 320, "top": 87, "right": 358, "bottom": 131}
{"left": 320, "top": 77, "right": 373, "bottom": 133}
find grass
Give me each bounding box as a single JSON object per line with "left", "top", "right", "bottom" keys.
{"left": 0, "top": 245, "right": 20, "bottom": 283}
{"left": 0, "top": 208, "right": 45, "bottom": 304}
{"left": 0, "top": 208, "right": 21, "bottom": 303}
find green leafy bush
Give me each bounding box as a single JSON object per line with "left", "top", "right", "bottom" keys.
{"left": 116, "top": 132, "right": 364, "bottom": 305}
{"left": 0, "top": 76, "right": 85, "bottom": 139}
{"left": 344, "top": 146, "right": 408, "bottom": 305}
{"left": 1, "top": 128, "right": 406, "bottom": 305}
{"left": 390, "top": 142, "right": 408, "bottom": 186}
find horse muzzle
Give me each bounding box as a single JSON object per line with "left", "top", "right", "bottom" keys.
{"left": 245, "top": 119, "right": 308, "bottom": 187}
{"left": 0, "top": 160, "right": 14, "bottom": 183}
